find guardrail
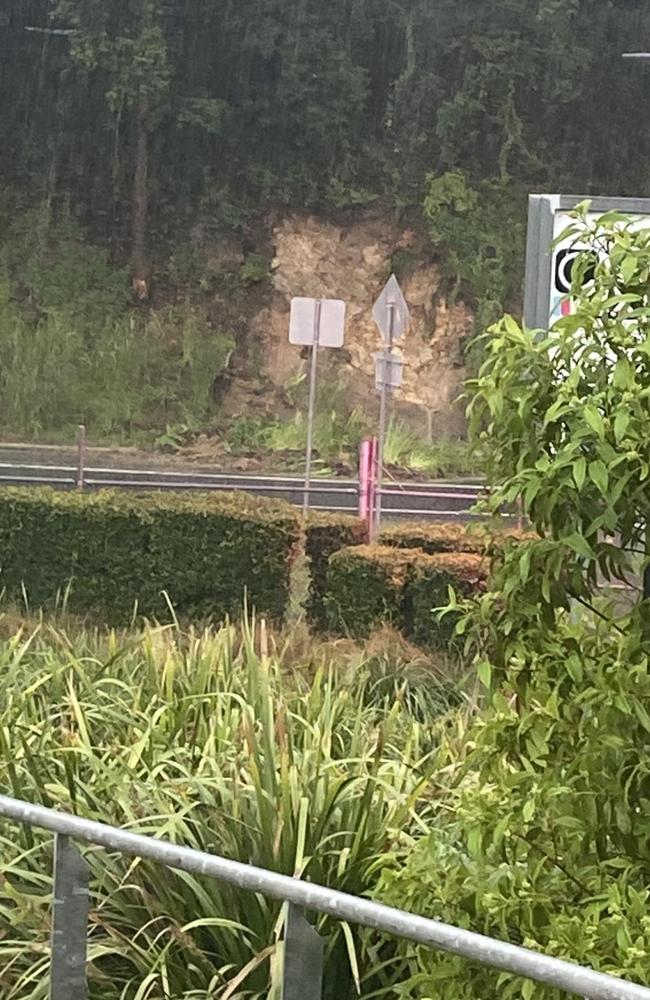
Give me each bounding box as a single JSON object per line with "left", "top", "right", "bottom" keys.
{"left": 0, "top": 460, "right": 486, "bottom": 519}
{"left": 0, "top": 794, "right": 648, "bottom": 1000}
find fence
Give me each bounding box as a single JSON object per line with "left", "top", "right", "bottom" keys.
{"left": 0, "top": 794, "right": 648, "bottom": 1000}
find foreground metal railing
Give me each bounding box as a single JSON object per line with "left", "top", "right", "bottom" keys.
{"left": 0, "top": 796, "right": 648, "bottom": 1000}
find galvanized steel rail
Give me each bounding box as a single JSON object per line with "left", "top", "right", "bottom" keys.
{"left": 0, "top": 460, "right": 486, "bottom": 518}
{"left": 0, "top": 794, "right": 648, "bottom": 1000}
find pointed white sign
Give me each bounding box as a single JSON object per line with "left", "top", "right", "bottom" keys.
{"left": 372, "top": 274, "right": 411, "bottom": 342}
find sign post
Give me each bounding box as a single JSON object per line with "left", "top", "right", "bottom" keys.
{"left": 371, "top": 275, "right": 410, "bottom": 536}
{"left": 289, "top": 297, "right": 346, "bottom": 514}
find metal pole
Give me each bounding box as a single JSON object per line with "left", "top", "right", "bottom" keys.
{"left": 373, "top": 302, "right": 395, "bottom": 537}
{"left": 303, "top": 300, "right": 322, "bottom": 515}
{"left": 49, "top": 834, "right": 90, "bottom": 1000}
{"left": 620, "top": 53, "right": 650, "bottom": 601}
{"left": 76, "top": 425, "right": 86, "bottom": 491}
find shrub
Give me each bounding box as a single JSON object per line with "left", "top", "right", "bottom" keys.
{"left": 373, "top": 213, "right": 650, "bottom": 998}
{"left": 325, "top": 545, "right": 487, "bottom": 647}
{"left": 380, "top": 521, "right": 488, "bottom": 555}
{"left": 325, "top": 545, "right": 410, "bottom": 638}
{"left": 305, "top": 512, "right": 366, "bottom": 629}
{"left": 380, "top": 520, "right": 534, "bottom": 558}
{"left": 0, "top": 487, "right": 299, "bottom": 623}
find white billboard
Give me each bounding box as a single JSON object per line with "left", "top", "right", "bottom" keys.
{"left": 524, "top": 195, "right": 650, "bottom": 330}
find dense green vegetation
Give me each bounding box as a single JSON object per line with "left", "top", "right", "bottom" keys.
{"left": 375, "top": 213, "right": 650, "bottom": 996}
{"left": 5, "top": 0, "right": 650, "bottom": 254}
{"left": 2, "top": 1, "right": 650, "bottom": 444}
{"left": 324, "top": 544, "right": 487, "bottom": 646}
{"left": 0, "top": 617, "right": 455, "bottom": 999}
{"left": 0, "top": 486, "right": 299, "bottom": 623}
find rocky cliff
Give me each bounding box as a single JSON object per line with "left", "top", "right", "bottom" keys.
{"left": 216, "top": 213, "right": 473, "bottom": 440}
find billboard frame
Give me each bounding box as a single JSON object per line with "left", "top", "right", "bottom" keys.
{"left": 523, "top": 194, "right": 650, "bottom": 330}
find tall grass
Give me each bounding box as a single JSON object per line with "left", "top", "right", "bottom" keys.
{"left": 0, "top": 619, "right": 453, "bottom": 999}
{"left": 226, "top": 413, "right": 479, "bottom": 478}
{"left": 0, "top": 276, "right": 232, "bottom": 444}
{"left": 383, "top": 420, "right": 477, "bottom": 478}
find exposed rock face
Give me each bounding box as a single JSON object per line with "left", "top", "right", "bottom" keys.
{"left": 230, "top": 214, "right": 473, "bottom": 439}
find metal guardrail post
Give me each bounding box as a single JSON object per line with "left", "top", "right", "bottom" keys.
{"left": 76, "top": 425, "right": 86, "bottom": 491}
{"left": 282, "top": 904, "right": 324, "bottom": 1000}
{"left": 49, "top": 834, "right": 90, "bottom": 1000}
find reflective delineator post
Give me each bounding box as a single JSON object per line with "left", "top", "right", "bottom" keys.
{"left": 303, "top": 300, "right": 322, "bottom": 515}
{"left": 76, "top": 424, "right": 86, "bottom": 491}
{"left": 358, "top": 438, "right": 371, "bottom": 523}
{"left": 49, "top": 834, "right": 90, "bottom": 1000}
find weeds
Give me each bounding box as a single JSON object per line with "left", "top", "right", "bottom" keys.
{"left": 226, "top": 414, "right": 478, "bottom": 478}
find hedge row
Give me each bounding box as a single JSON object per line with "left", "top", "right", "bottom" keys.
{"left": 0, "top": 487, "right": 300, "bottom": 623}
{"left": 305, "top": 512, "right": 367, "bottom": 629}
{"left": 324, "top": 544, "right": 488, "bottom": 649}
{"left": 379, "top": 520, "right": 532, "bottom": 555}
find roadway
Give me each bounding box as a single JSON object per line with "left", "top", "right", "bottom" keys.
{"left": 0, "top": 443, "right": 485, "bottom": 520}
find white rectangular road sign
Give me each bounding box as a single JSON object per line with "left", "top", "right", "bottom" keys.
{"left": 289, "top": 297, "right": 346, "bottom": 347}
{"left": 374, "top": 351, "right": 404, "bottom": 390}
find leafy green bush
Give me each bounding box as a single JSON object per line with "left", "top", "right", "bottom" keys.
{"left": 325, "top": 545, "right": 487, "bottom": 646}
{"left": 423, "top": 171, "right": 526, "bottom": 336}
{"left": 325, "top": 545, "right": 407, "bottom": 638}
{"left": 375, "top": 611, "right": 650, "bottom": 999}
{"left": 380, "top": 521, "right": 533, "bottom": 558}
{"left": 0, "top": 619, "right": 439, "bottom": 1000}
{"left": 0, "top": 487, "right": 299, "bottom": 623}
{"left": 373, "top": 212, "right": 650, "bottom": 998}
{"left": 305, "top": 512, "right": 366, "bottom": 629}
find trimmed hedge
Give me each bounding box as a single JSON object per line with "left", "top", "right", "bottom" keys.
{"left": 0, "top": 487, "right": 300, "bottom": 623}
{"left": 379, "top": 520, "right": 492, "bottom": 555}
{"left": 325, "top": 544, "right": 488, "bottom": 649}
{"left": 305, "top": 512, "right": 366, "bottom": 628}
{"left": 380, "top": 520, "right": 535, "bottom": 557}
{"left": 405, "top": 551, "right": 488, "bottom": 649}
{"left": 323, "top": 545, "right": 411, "bottom": 638}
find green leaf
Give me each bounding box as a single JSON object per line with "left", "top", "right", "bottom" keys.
{"left": 477, "top": 660, "right": 492, "bottom": 688}
{"left": 565, "top": 533, "right": 595, "bottom": 559}
{"left": 613, "top": 356, "right": 634, "bottom": 390}
{"left": 573, "top": 457, "right": 586, "bottom": 491}
{"left": 584, "top": 405, "right": 605, "bottom": 438}
{"left": 614, "top": 410, "right": 630, "bottom": 443}
{"left": 589, "top": 460, "right": 608, "bottom": 495}
{"left": 543, "top": 399, "right": 567, "bottom": 426}
{"left": 620, "top": 254, "right": 637, "bottom": 285}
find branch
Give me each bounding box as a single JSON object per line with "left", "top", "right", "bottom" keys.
{"left": 513, "top": 833, "right": 589, "bottom": 896}
{"left": 24, "top": 26, "right": 75, "bottom": 36}
{"left": 570, "top": 593, "right": 626, "bottom": 634}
